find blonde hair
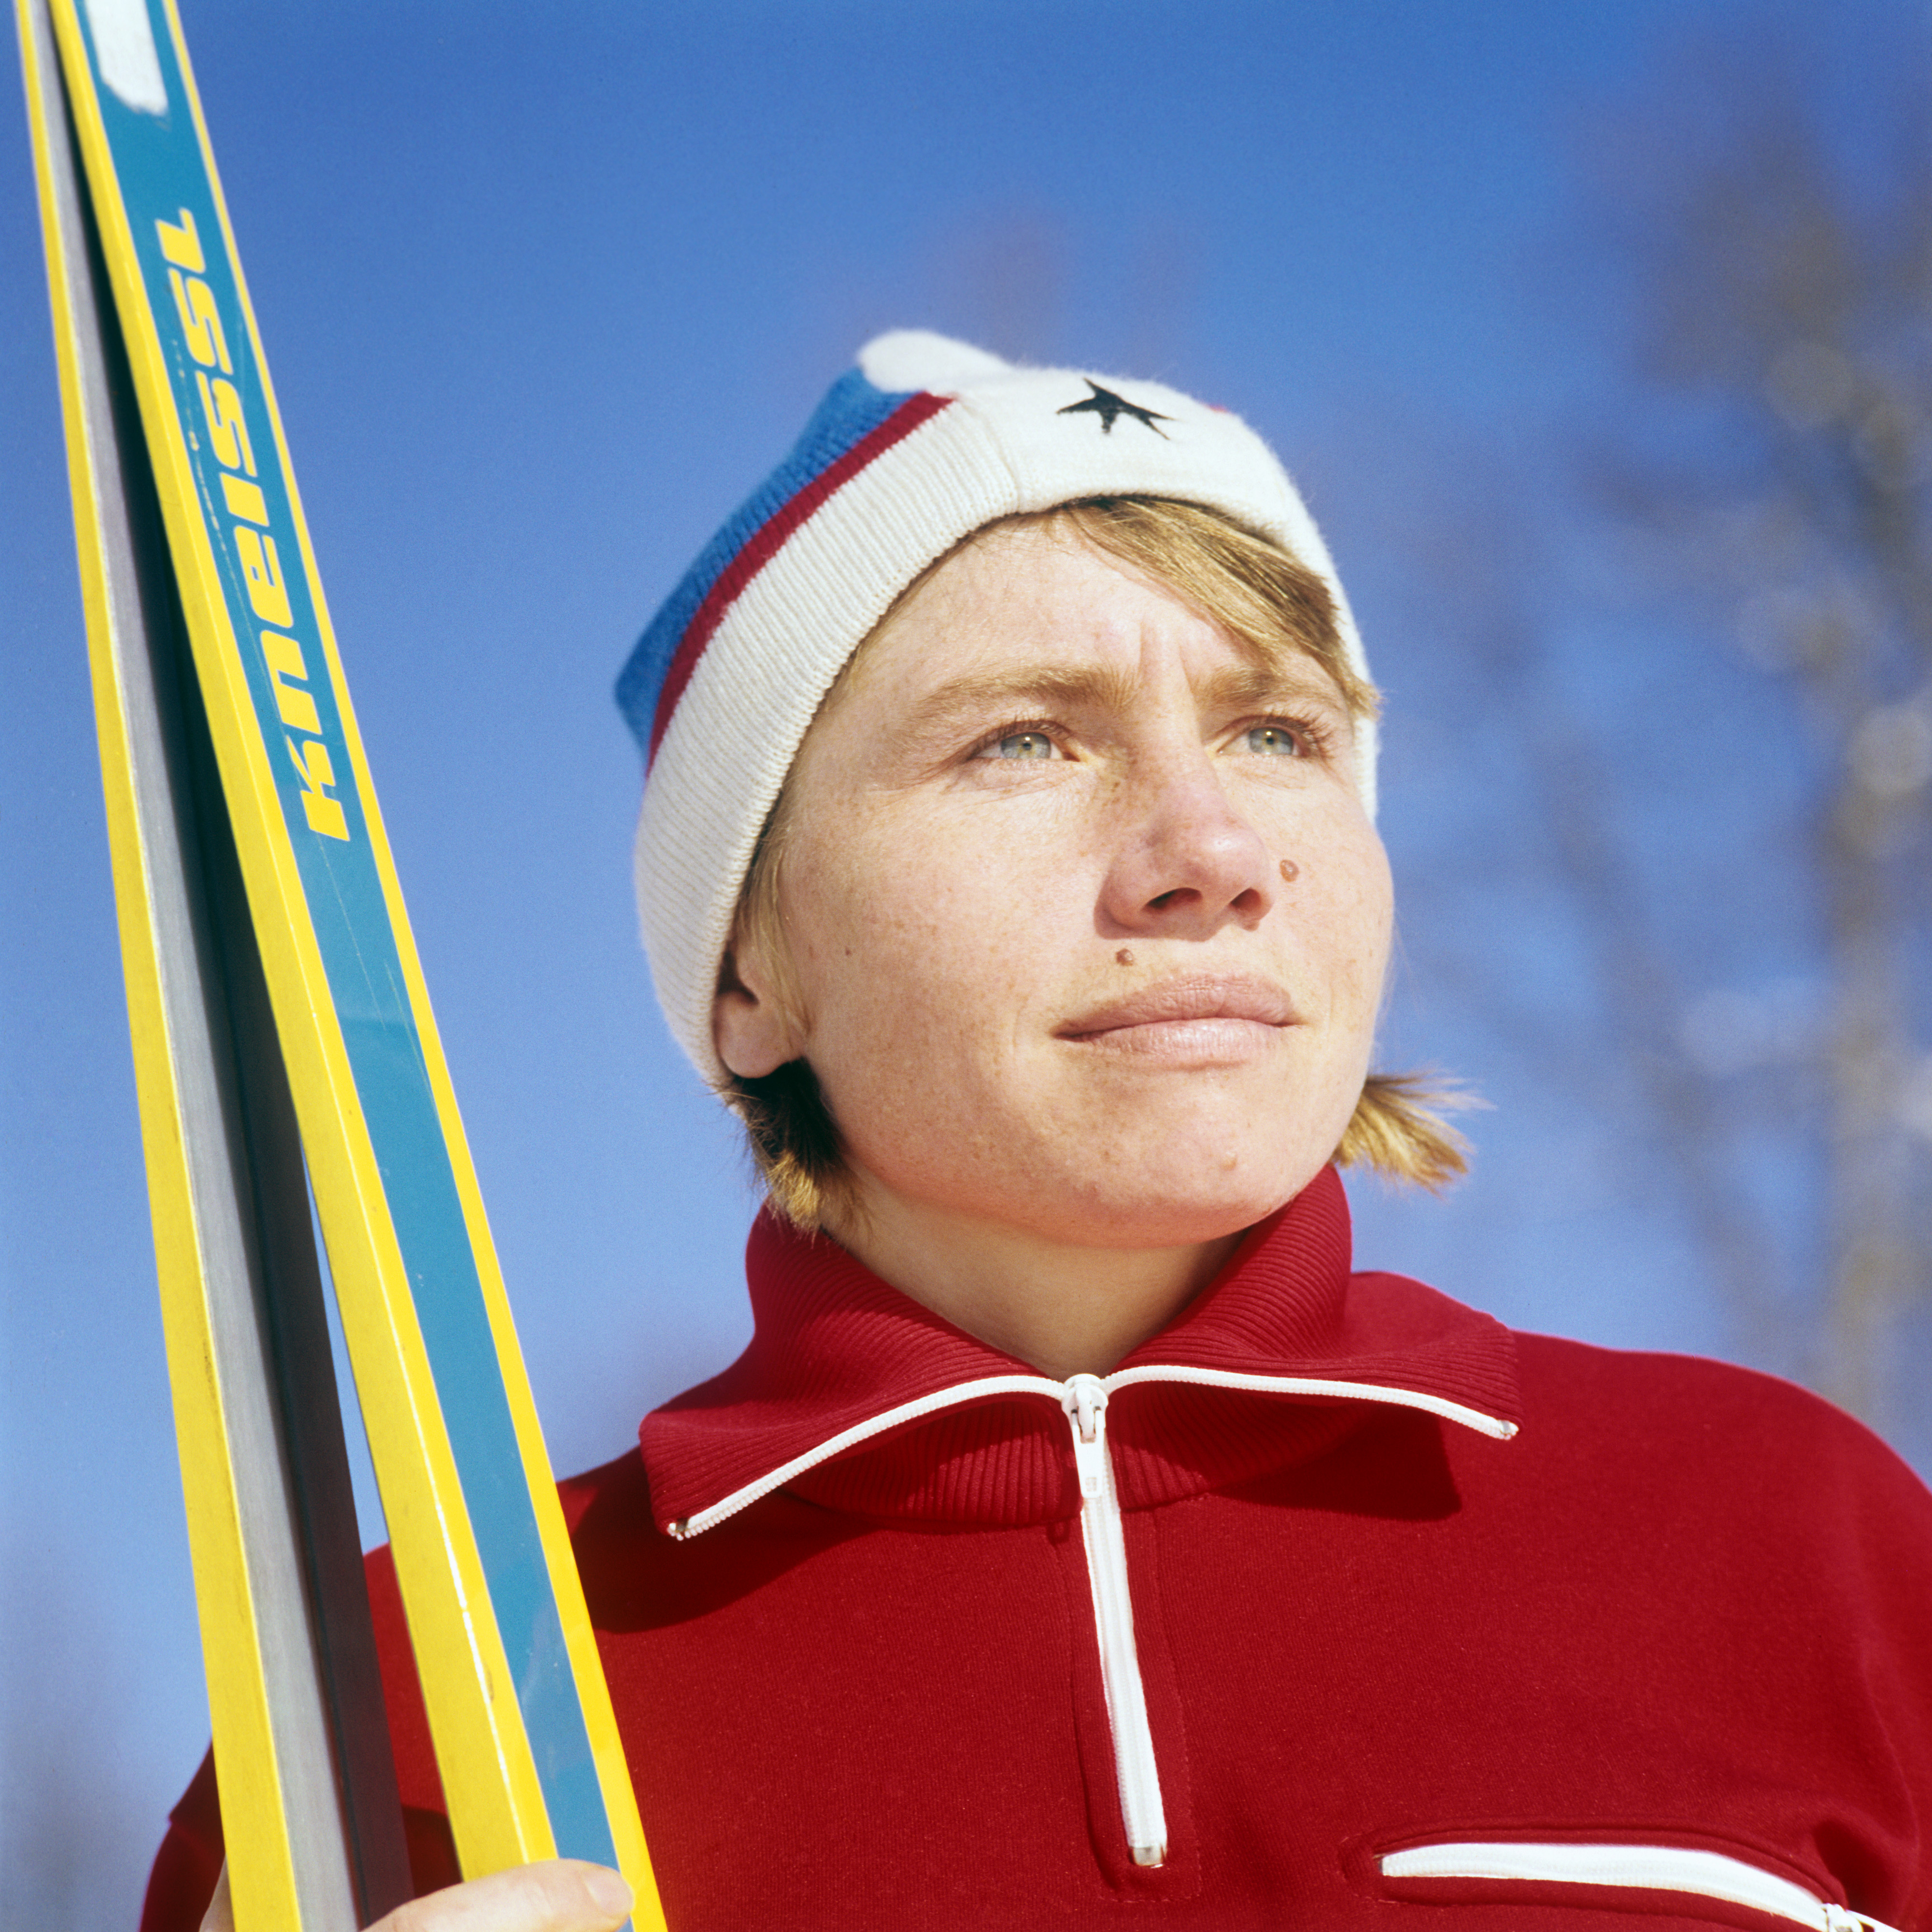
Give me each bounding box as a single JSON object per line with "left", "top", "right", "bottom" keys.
{"left": 720, "top": 496, "right": 1471, "bottom": 1230}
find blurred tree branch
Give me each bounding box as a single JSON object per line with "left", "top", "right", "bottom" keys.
{"left": 1358, "top": 43, "right": 1931, "bottom": 1451}
{"left": 1589, "top": 57, "right": 1932, "bottom": 1429}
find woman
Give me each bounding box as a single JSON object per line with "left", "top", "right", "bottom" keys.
{"left": 161, "top": 334, "right": 1932, "bottom": 1932}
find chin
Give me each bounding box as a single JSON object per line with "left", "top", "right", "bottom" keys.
{"left": 1064, "top": 1104, "right": 1347, "bottom": 1229}
{"left": 852, "top": 1082, "right": 1354, "bottom": 1250}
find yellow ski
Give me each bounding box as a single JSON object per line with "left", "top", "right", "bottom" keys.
{"left": 15, "top": 0, "right": 661, "bottom": 1924}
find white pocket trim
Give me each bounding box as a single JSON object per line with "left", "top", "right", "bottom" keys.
{"left": 1378, "top": 1841, "right": 1901, "bottom": 1932}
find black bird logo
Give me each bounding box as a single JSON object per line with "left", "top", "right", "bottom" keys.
{"left": 1056, "top": 379, "right": 1172, "bottom": 438}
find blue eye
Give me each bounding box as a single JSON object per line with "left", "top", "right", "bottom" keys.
{"left": 1246, "top": 725, "right": 1302, "bottom": 756}
{"left": 990, "top": 731, "right": 1056, "bottom": 760}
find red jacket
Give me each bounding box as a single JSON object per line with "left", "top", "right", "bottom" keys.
{"left": 144, "top": 1168, "right": 1932, "bottom": 1931}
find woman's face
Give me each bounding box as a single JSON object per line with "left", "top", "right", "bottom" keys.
{"left": 716, "top": 524, "right": 1393, "bottom": 1252}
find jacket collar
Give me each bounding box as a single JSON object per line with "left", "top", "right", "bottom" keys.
{"left": 642, "top": 1165, "right": 1519, "bottom": 1536}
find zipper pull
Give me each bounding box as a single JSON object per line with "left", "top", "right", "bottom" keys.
{"left": 1063, "top": 1376, "right": 1108, "bottom": 1502}
{"left": 1064, "top": 1372, "right": 1106, "bottom": 1442}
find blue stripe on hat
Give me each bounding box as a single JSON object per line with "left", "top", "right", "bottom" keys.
{"left": 616, "top": 369, "right": 918, "bottom": 757}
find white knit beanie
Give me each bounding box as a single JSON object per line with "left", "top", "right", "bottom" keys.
{"left": 617, "top": 330, "right": 1374, "bottom": 1084}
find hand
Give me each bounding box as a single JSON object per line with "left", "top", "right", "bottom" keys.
{"left": 199, "top": 1858, "right": 634, "bottom": 1932}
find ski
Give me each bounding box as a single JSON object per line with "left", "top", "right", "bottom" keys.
{"left": 14, "top": 0, "right": 660, "bottom": 1924}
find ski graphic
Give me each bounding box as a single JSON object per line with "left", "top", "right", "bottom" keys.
{"left": 15, "top": 0, "right": 660, "bottom": 1924}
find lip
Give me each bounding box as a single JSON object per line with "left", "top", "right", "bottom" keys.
{"left": 1054, "top": 974, "right": 1298, "bottom": 1053}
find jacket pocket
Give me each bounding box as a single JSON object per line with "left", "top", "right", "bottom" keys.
{"left": 1370, "top": 1838, "right": 1901, "bottom": 1932}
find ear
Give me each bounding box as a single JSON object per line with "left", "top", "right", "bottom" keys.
{"left": 713, "top": 938, "right": 802, "bottom": 1080}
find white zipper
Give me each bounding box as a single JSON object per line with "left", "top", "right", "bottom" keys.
{"left": 1380, "top": 1842, "right": 1904, "bottom": 1932}
{"left": 1062, "top": 1373, "right": 1167, "bottom": 1868}
{"left": 665, "top": 1363, "right": 1517, "bottom": 1874}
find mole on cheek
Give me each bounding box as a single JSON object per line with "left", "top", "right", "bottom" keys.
{"left": 1115, "top": 948, "right": 1135, "bottom": 966}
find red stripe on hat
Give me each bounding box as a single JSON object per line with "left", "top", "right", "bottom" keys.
{"left": 649, "top": 390, "right": 955, "bottom": 764}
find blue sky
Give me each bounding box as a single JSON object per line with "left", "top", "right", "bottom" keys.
{"left": 2, "top": 1, "right": 1921, "bottom": 1919}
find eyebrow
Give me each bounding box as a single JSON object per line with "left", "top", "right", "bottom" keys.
{"left": 901, "top": 656, "right": 1350, "bottom": 737}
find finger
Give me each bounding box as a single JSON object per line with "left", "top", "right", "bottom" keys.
{"left": 199, "top": 1863, "right": 233, "bottom": 1932}
{"left": 380, "top": 1859, "right": 633, "bottom": 1932}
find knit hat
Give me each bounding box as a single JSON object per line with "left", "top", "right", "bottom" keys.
{"left": 617, "top": 329, "right": 1375, "bottom": 1084}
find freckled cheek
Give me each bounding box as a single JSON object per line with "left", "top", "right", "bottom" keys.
{"left": 790, "top": 828, "right": 1040, "bottom": 1061}
{"left": 1300, "top": 837, "right": 1394, "bottom": 1020}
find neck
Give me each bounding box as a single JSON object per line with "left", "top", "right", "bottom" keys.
{"left": 822, "top": 1174, "right": 1242, "bottom": 1381}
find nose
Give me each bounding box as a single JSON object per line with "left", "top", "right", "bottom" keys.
{"left": 1098, "top": 749, "right": 1278, "bottom": 938}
